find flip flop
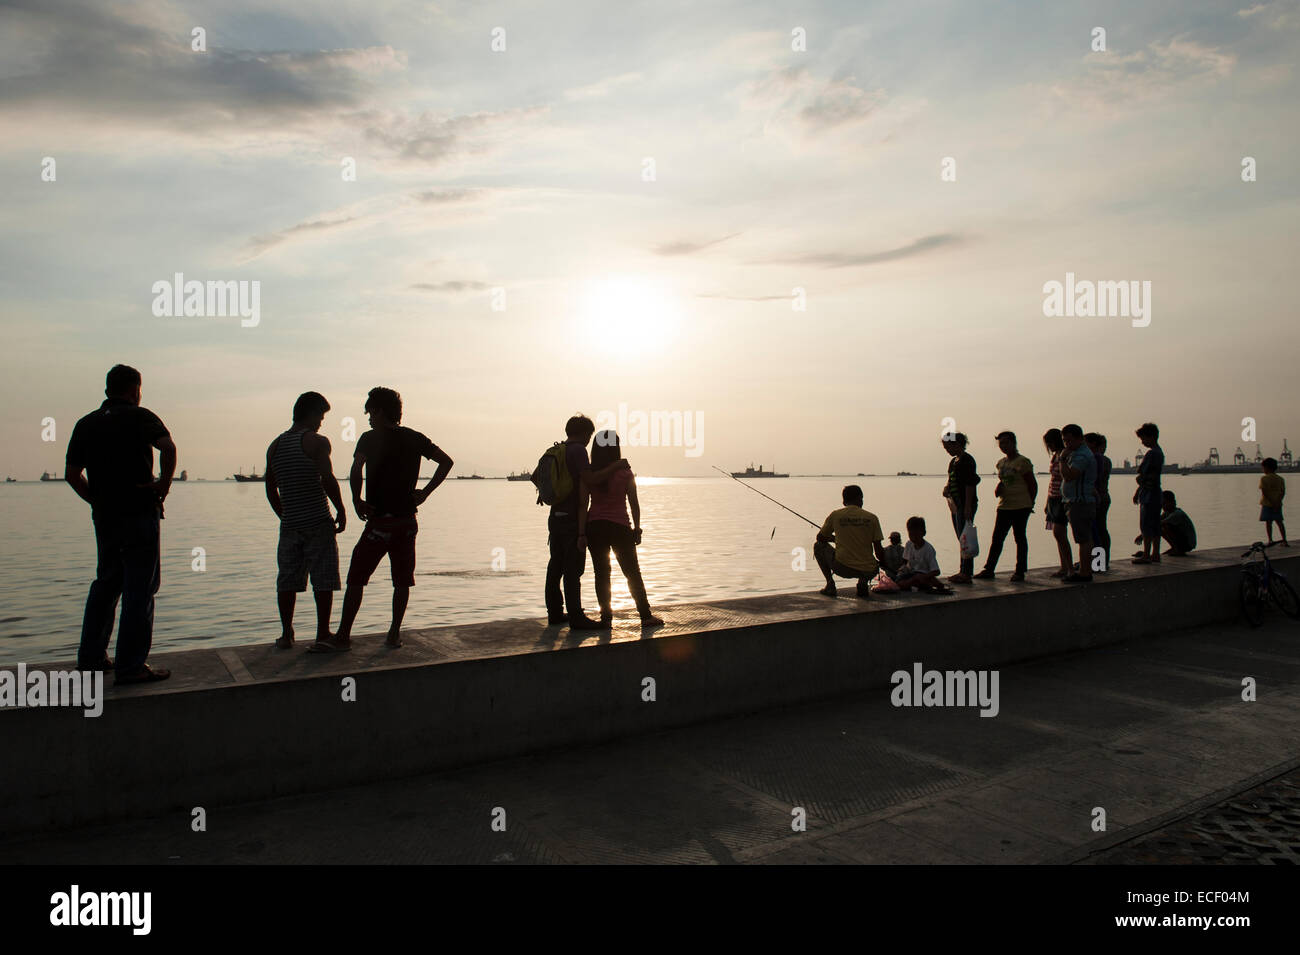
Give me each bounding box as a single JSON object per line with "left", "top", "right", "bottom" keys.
{"left": 308, "top": 638, "right": 352, "bottom": 653}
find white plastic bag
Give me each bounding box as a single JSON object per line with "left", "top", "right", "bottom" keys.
{"left": 960, "top": 522, "right": 980, "bottom": 559}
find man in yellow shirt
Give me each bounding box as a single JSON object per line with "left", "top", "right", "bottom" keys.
{"left": 1260, "top": 457, "right": 1288, "bottom": 547}
{"left": 815, "top": 485, "right": 886, "bottom": 598}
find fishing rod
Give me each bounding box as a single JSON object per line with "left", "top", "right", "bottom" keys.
{"left": 712, "top": 465, "right": 820, "bottom": 529}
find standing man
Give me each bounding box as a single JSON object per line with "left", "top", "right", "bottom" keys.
{"left": 265, "top": 392, "right": 347, "bottom": 649}
{"left": 941, "top": 432, "right": 980, "bottom": 584}
{"left": 544, "top": 415, "right": 628, "bottom": 630}
{"left": 814, "top": 484, "right": 886, "bottom": 598}
{"left": 313, "top": 387, "right": 453, "bottom": 652}
{"left": 65, "top": 364, "right": 176, "bottom": 684}
{"left": 975, "top": 431, "right": 1036, "bottom": 581}
{"left": 1059, "top": 423, "right": 1097, "bottom": 582}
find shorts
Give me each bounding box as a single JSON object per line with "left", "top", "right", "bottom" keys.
{"left": 277, "top": 520, "right": 340, "bottom": 592}
{"left": 1045, "top": 498, "right": 1067, "bottom": 525}
{"left": 1261, "top": 506, "right": 1284, "bottom": 522}
{"left": 1065, "top": 502, "right": 1096, "bottom": 544}
{"left": 346, "top": 515, "right": 418, "bottom": 588}
{"left": 1139, "top": 499, "right": 1162, "bottom": 537}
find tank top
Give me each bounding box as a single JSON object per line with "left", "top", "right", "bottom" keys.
{"left": 271, "top": 429, "right": 332, "bottom": 529}
{"left": 1047, "top": 453, "right": 1062, "bottom": 499}
{"left": 587, "top": 467, "right": 632, "bottom": 526}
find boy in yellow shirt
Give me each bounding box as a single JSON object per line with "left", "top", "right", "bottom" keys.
{"left": 1260, "top": 458, "right": 1288, "bottom": 547}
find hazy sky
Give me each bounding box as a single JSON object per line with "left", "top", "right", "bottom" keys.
{"left": 2, "top": 0, "right": 1298, "bottom": 478}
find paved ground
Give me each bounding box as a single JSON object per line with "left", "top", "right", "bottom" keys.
{"left": 1, "top": 612, "right": 1296, "bottom": 864}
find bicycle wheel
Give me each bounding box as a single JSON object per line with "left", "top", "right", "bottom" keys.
{"left": 1268, "top": 574, "right": 1300, "bottom": 619}
{"left": 1240, "top": 574, "right": 1264, "bottom": 627}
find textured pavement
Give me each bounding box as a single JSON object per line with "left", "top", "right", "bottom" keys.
{"left": 1, "top": 613, "right": 1297, "bottom": 864}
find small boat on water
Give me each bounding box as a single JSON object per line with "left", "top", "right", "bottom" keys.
{"left": 456, "top": 474, "right": 486, "bottom": 480}
{"left": 896, "top": 471, "right": 917, "bottom": 477}
{"left": 732, "top": 463, "right": 788, "bottom": 478}
{"left": 232, "top": 468, "right": 265, "bottom": 483}
{"left": 177, "top": 470, "right": 188, "bottom": 481}
{"left": 4, "top": 476, "right": 15, "bottom": 483}
{"left": 40, "top": 471, "right": 56, "bottom": 482}
{"left": 506, "top": 470, "right": 533, "bottom": 482}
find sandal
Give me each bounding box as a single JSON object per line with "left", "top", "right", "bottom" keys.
{"left": 308, "top": 637, "right": 352, "bottom": 653}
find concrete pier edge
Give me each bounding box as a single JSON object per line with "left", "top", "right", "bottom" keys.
{"left": 1, "top": 544, "right": 1296, "bottom": 836}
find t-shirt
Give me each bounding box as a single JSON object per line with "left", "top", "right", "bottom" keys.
{"left": 355, "top": 426, "right": 442, "bottom": 517}
{"left": 1047, "top": 452, "right": 1062, "bottom": 499}
{"left": 1162, "top": 508, "right": 1196, "bottom": 552}
{"left": 1061, "top": 445, "right": 1098, "bottom": 503}
{"left": 587, "top": 467, "right": 632, "bottom": 526}
{"left": 65, "top": 397, "right": 170, "bottom": 516}
{"left": 553, "top": 441, "right": 590, "bottom": 516}
{"left": 944, "top": 452, "right": 980, "bottom": 505}
{"left": 903, "top": 540, "right": 940, "bottom": 575}
{"left": 995, "top": 454, "right": 1034, "bottom": 510}
{"left": 819, "top": 505, "right": 883, "bottom": 575}
{"left": 1137, "top": 445, "right": 1164, "bottom": 503}
{"left": 1260, "top": 473, "right": 1285, "bottom": 508}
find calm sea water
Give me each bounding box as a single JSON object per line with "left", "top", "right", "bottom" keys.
{"left": 0, "top": 473, "right": 1275, "bottom": 664}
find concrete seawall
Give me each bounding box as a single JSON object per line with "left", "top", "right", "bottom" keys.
{"left": 2, "top": 545, "right": 1294, "bottom": 834}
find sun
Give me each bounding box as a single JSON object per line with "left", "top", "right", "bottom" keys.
{"left": 577, "top": 275, "right": 681, "bottom": 355}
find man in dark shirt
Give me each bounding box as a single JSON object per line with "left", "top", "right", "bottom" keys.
{"left": 64, "top": 365, "right": 176, "bottom": 684}
{"left": 545, "top": 415, "right": 627, "bottom": 630}
{"left": 315, "top": 387, "right": 453, "bottom": 652}
{"left": 941, "top": 432, "right": 980, "bottom": 583}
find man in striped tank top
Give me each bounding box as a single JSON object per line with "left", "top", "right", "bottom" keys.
{"left": 265, "top": 392, "right": 347, "bottom": 649}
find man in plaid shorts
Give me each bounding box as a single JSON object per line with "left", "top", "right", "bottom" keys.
{"left": 312, "top": 386, "right": 453, "bottom": 652}
{"left": 265, "top": 392, "right": 347, "bottom": 648}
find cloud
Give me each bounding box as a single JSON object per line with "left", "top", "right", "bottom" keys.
{"left": 411, "top": 188, "right": 485, "bottom": 204}
{"left": 759, "top": 233, "right": 963, "bottom": 269}
{"left": 652, "top": 232, "right": 741, "bottom": 256}
{"left": 410, "top": 280, "right": 489, "bottom": 292}
{"left": 741, "top": 64, "right": 887, "bottom": 135}
{"left": 0, "top": 0, "right": 405, "bottom": 129}
{"left": 1037, "top": 36, "right": 1236, "bottom": 113}
{"left": 695, "top": 292, "right": 791, "bottom": 301}
{"left": 361, "top": 106, "right": 548, "bottom": 162}
{"left": 246, "top": 216, "right": 358, "bottom": 257}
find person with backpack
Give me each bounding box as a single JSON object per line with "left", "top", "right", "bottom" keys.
{"left": 577, "top": 430, "right": 663, "bottom": 628}
{"left": 536, "top": 414, "right": 628, "bottom": 629}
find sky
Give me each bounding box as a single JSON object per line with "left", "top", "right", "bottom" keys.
{"left": 2, "top": 0, "right": 1298, "bottom": 478}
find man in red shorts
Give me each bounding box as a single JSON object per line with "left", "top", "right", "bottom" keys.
{"left": 311, "top": 387, "right": 453, "bottom": 652}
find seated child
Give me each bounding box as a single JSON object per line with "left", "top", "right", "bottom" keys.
{"left": 1160, "top": 490, "right": 1197, "bottom": 556}
{"left": 880, "top": 531, "right": 906, "bottom": 581}
{"left": 896, "top": 517, "right": 953, "bottom": 594}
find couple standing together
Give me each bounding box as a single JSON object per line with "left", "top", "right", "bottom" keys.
{"left": 544, "top": 415, "right": 663, "bottom": 630}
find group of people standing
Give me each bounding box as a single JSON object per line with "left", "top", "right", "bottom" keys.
{"left": 61, "top": 367, "right": 660, "bottom": 683}
{"left": 812, "top": 423, "right": 1210, "bottom": 597}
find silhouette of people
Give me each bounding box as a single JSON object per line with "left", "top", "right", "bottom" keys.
{"left": 64, "top": 365, "right": 176, "bottom": 684}
{"left": 941, "top": 432, "right": 979, "bottom": 583}
{"left": 265, "top": 392, "right": 347, "bottom": 649}
{"left": 881, "top": 531, "right": 906, "bottom": 581}
{"left": 976, "top": 431, "right": 1036, "bottom": 581}
{"left": 1043, "top": 428, "right": 1071, "bottom": 578}
{"left": 1259, "top": 457, "right": 1288, "bottom": 547}
{"left": 1132, "top": 422, "right": 1164, "bottom": 564}
{"left": 814, "top": 484, "right": 885, "bottom": 598}
{"left": 577, "top": 430, "right": 663, "bottom": 628}
{"left": 895, "top": 516, "right": 952, "bottom": 593}
{"left": 545, "top": 415, "right": 628, "bottom": 630}
{"left": 1160, "top": 490, "right": 1196, "bottom": 556}
{"left": 314, "top": 387, "right": 452, "bottom": 651}
{"left": 1058, "top": 423, "right": 1097, "bottom": 582}
{"left": 1086, "top": 432, "right": 1112, "bottom": 570}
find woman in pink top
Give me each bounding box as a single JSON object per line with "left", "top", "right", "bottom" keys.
{"left": 577, "top": 431, "right": 663, "bottom": 628}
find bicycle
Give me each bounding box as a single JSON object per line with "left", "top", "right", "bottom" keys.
{"left": 1239, "top": 541, "right": 1300, "bottom": 627}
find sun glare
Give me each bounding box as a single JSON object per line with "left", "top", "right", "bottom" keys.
{"left": 578, "top": 275, "right": 681, "bottom": 355}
